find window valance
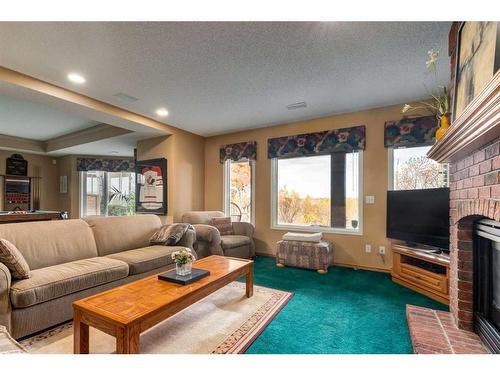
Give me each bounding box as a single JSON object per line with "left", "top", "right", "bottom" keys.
{"left": 219, "top": 141, "right": 257, "bottom": 163}
{"left": 76, "top": 158, "right": 135, "bottom": 172}
{"left": 384, "top": 116, "right": 438, "bottom": 148}
{"left": 267, "top": 125, "right": 365, "bottom": 159}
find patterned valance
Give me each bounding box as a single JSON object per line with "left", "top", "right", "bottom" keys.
{"left": 219, "top": 141, "right": 257, "bottom": 163}
{"left": 267, "top": 125, "right": 365, "bottom": 159}
{"left": 76, "top": 158, "right": 135, "bottom": 172}
{"left": 384, "top": 116, "right": 439, "bottom": 148}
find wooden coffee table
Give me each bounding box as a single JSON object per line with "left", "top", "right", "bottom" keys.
{"left": 73, "top": 255, "right": 253, "bottom": 354}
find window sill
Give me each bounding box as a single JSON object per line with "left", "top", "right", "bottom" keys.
{"left": 271, "top": 224, "right": 362, "bottom": 236}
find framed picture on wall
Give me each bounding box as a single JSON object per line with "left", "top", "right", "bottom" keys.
{"left": 452, "top": 21, "right": 500, "bottom": 121}
{"left": 6, "top": 154, "right": 28, "bottom": 176}
{"left": 135, "top": 158, "right": 167, "bottom": 214}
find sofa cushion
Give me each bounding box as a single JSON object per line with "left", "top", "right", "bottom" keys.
{"left": 85, "top": 215, "right": 162, "bottom": 256}
{"left": 210, "top": 217, "right": 234, "bottom": 236}
{"left": 150, "top": 223, "right": 194, "bottom": 246}
{"left": 0, "top": 219, "right": 98, "bottom": 270}
{"left": 10, "top": 257, "right": 129, "bottom": 308}
{"left": 221, "top": 235, "right": 251, "bottom": 249}
{"left": 0, "top": 239, "right": 30, "bottom": 280}
{"left": 106, "top": 245, "right": 186, "bottom": 275}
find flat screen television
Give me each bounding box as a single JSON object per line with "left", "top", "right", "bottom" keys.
{"left": 387, "top": 188, "right": 450, "bottom": 250}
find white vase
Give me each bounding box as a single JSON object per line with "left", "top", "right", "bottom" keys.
{"left": 176, "top": 261, "right": 192, "bottom": 276}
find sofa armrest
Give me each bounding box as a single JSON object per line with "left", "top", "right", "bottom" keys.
{"left": 232, "top": 222, "right": 255, "bottom": 257}
{"left": 192, "top": 224, "right": 224, "bottom": 256}
{"left": 0, "top": 263, "right": 12, "bottom": 333}
{"left": 192, "top": 224, "right": 220, "bottom": 243}
{"left": 176, "top": 227, "right": 196, "bottom": 251}
{"left": 232, "top": 222, "right": 255, "bottom": 237}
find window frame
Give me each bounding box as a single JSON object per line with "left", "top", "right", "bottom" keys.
{"left": 79, "top": 171, "right": 136, "bottom": 218}
{"left": 387, "top": 146, "right": 449, "bottom": 191}
{"left": 80, "top": 171, "right": 107, "bottom": 218}
{"left": 223, "top": 158, "right": 256, "bottom": 225}
{"left": 270, "top": 152, "right": 364, "bottom": 236}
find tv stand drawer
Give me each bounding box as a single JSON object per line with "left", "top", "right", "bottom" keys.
{"left": 391, "top": 244, "right": 450, "bottom": 305}
{"left": 399, "top": 263, "right": 448, "bottom": 294}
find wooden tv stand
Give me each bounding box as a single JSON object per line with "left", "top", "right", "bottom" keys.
{"left": 391, "top": 243, "right": 450, "bottom": 305}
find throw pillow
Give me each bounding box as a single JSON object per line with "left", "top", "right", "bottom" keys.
{"left": 150, "top": 223, "right": 192, "bottom": 246}
{"left": 0, "top": 239, "right": 30, "bottom": 280}
{"left": 210, "top": 217, "right": 233, "bottom": 236}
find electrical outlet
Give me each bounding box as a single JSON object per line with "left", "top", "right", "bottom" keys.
{"left": 365, "top": 244, "right": 372, "bottom": 253}
{"left": 379, "top": 246, "right": 386, "bottom": 255}
{"left": 365, "top": 196, "right": 375, "bottom": 204}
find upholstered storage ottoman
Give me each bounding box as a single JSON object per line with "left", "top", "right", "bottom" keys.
{"left": 275, "top": 240, "right": 333, "bottom": 273}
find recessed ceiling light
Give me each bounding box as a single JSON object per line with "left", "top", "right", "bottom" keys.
{"left": 156, "top": 108, "right": 169, "bottom": 117}
{"left": 108, "top": 151, "right": 119, "bottom": 155}
{"left": 67, "top": 72, "right": 86, "bottom": 84}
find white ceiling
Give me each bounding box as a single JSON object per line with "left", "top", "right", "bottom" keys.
{"left": 0, "top": 22, "right": 450, "bottom": 136}
{"left": 0, "top": 84, "right": 167, "bottom": 157}
{"left": 0, "top": 94, "right": 98, "bottom": 140}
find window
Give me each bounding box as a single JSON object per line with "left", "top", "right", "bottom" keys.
{"left": 223, "top": 160, "right": 254, "bottom": 223}
{"left": 271, "top": 152, "right": 362, "bottom": 234}
{"left": 389, "top": 145, "right": 448, "bottom": 190}
{"left": 80, "top": 171, "right": 136, "bottom": 217}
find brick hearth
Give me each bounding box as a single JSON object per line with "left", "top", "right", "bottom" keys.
{"left": 406, "top": 305, "right": 488, "bottom": 354}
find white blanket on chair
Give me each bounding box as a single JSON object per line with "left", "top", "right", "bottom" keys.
{"left": 282, "top": 232, "right": 322, "bottom": 243}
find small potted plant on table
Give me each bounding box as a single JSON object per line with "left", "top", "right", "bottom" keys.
{"left": 171, "top": 249, "right": 196, "bottom": 276}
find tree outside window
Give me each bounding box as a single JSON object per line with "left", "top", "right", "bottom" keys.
{"left": 392, "top": 146, "right": 448, "bottom": 190}
{"left": 225, "top": 160, "right": 253, "bottom": 223}
{"left": 274, "top": 153, "right": 360, "bottom": 231}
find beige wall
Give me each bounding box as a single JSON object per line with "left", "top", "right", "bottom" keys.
{"left": 204, "top": 103, "right": 415, "bottom": 272}
{"left": 56, "top": 155, "right": 79, "bottom": 218}
{"left": 0, "top": 150, "right": 60, "bottom": 211}
{"left": 137, "top": 129, "right": 205, "bottom": 224}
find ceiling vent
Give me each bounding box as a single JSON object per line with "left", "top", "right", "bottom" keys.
{"left": 113, "top": 92, "right": 139, "bottom": 104}
{"left": 286, "top": 101, "right": 307, "bottom": 110}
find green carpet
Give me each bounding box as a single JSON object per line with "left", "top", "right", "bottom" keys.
{"left": 244, "top": 256, "right": 447, "bottom": 354}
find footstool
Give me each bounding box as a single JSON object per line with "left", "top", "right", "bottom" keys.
{"left": 275, "top": 239, "right": 333, "bottom": 273}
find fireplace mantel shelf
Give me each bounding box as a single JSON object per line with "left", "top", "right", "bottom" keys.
{"left": 428, "top": 70, "right": 500, "bottom": 163}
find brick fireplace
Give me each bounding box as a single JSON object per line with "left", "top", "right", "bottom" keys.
{"left": 449, "top": 140, "right": 500, "bottom": 331}
{"left": 405, "top": 23, "right": 500, "bottom": 353}
{"left": 406, "top": 76, "right": 499, "bottom": 353}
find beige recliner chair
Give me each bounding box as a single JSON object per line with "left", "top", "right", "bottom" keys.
{"left": 181, "top": 211, "right": 255, "bottom": 259}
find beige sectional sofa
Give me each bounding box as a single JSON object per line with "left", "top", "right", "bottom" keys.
{"left": 0, "top": 215, "right": 195, "bottom": 339}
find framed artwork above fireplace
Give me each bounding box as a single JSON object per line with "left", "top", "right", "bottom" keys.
{"left": 452, "top": 21, "right": 500, "bottom": 121}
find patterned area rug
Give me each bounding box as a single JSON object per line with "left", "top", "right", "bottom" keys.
{"left": 20, "top": 282, "right": 292, "bottom": 354}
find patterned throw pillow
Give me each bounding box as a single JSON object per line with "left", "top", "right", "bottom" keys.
{"left": 150, "top": 223, "right": 192, "bottom": 246}
{"left": 0, "top": 239, "right": 31, "bottom": 280}
{"left": 210, "top": 217, "right": 233, "bottom": 236}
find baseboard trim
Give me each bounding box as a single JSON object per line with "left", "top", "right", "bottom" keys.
{"left": 254, "top": 253, "right": 390, "bottom": 274}
{"left": 334, "top": 262, "right": 390, "bottom": 274}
